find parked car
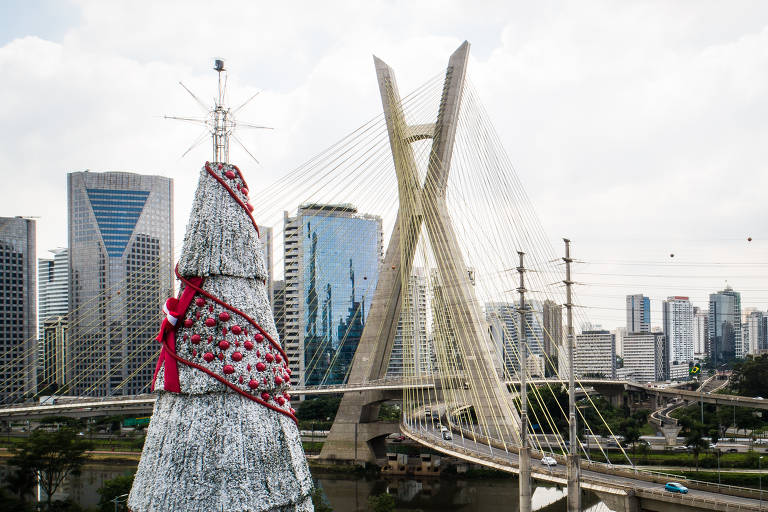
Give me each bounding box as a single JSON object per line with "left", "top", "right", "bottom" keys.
{"left": 541, "top": 456, "right": 557, "bottom": 467}
{"left": 665, "top": 482, "right": 688, "bottom": 494}
{"left": 442, "top": 430, "right": 453, "bottom": 440}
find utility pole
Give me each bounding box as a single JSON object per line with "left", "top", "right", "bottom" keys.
{"left": 563, "top": 239, "right": 581, "bottom": 512}
{"left": 517, "top": 251, "right": 532, "bottom": 512}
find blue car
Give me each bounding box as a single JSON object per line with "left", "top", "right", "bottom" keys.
{"left": 665, "top": 482, "right": 688, "bottom": 494}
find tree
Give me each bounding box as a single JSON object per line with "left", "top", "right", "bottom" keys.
{"left": 311, "top": 484, "right": 333, "bottom": 512}
{"left": 684, "top": 422, "right": 709, "bottom": 471}
{"left": 730, "top": 354, "right": 768, "bottom": 397}
{"left": 97, "top": 475, "right": 134, "bottom": 512}
{"left": 367, "top": 492, "right": 395, "bottom": 512}
{"left": 9, "top": 428, "right": 93, "bottom": 510}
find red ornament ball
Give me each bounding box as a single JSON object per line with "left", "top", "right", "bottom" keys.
{"left": 238, "top": 376, "right": 244, "bottom": 384}
{"left": 261, "top": 392, "right": 271, "bottom": 401}
{"left": 222, "top": 364, "right": 235, "bottom": 375}
{"left": 284, "top": 393, "right": 291, "bottom": 401}
{"left": 277, "top": 397, "right": 286, "bottom": 406}
{"left": 218, "top": 352, "right": 224, "bottom": 361}
{"left": 275, "top": 354, "right": 282, "bottom": 363}
{"left": 204, "top": 317, "right": 216, "bottom": 327}
{"left": 203, "top": 352, "right": 214, "bottom": 362}
{"left": 248, "top": 379, "right": 259, "bottom": 389}
{"left": 242, "top": 187, "right": 249, "bottom": 196}
{"left": 217, "top": 163, "right": 223, "bottom": 170}
{"left": 265, "top": 353, "right": 275, "bottom": 363}
{"left": 244, "top": 341, "right": 254, "bottom": 351}
{"left": 231, "top": 351, "right": 243, "bottom": 362}
{"left": 254, "top": 333, "right": 265, "bottom": 343}
{"left": 190, "top": 334, "right": 202, "bottom": 344}
{"left": 183, "top": 318, "right": 194, "bottom": 328}
{"left": 274, "top": 376, "right": 283, "bottom": 385}
{"left": 256, "top": 362, "right": 266, "bottom": 372}
{"left": 195, "top": 297, "right": 206, "bottom": 307}
{"left": 224, "top": 170, "right": 236, "bottom": 179}
{"left": 231, "top": 325, "right": 242, "bottom": 335}
{"left": 219, "top": 311, "right": 231, "bottom": 322}
{"left": 218, "top": 340, "right": 230, "bottom": 350}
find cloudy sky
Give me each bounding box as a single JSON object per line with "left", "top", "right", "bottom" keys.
{"left": 1, "top": 1, "right": 767, "bottom": 330}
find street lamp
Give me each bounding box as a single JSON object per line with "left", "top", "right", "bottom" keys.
{"left": 760, "top": 456, "right": 764, "bottom": 511}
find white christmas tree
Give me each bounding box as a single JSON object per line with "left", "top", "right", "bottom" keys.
{"left": 129, "top": 63, "right": 313, "bottom": 512}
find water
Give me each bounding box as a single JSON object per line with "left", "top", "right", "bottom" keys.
{"left": 3, "top": 461, "right": 613, "bottom": 511}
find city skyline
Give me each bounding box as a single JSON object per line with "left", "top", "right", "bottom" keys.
{"left": 1, "top": 3, "right": 767, "bottom": 330}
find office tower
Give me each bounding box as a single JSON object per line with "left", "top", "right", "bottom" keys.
{"left": 41, "top": 316, "right": 67, "bottom": 394}
{"left": 37, "top": 248, "right": 68, "bottom": 391}
{"left": 0, "top": 217, "right": 37, "bottom": 402}
{"left": 626, "top": 294, "right": 650, "bottom": 334}
{"left": 283, "top": 204, "right": 382, "bottom": 386}
{"left": 486, "top": 301, "right": 546, "bottom": 377}
{"left": 613, "top": 326, "right": 627, "bottom": 358}
{"left": 68, "top": 171, "right": 173, "bottom": 396}
{"left": 260, "top": 226, "right": 274, "bottom": 303}
{"left": 387, "top": 269, "right": 430, "bottom": 378}
{"left": 574, "top": 330, "right": 616, "bottom": 379}
{"left": 272, "top": 279, "right": 286, "bottom": 343}
{"left": 541, "top": 299, "right": 562, "bottom": 357}
{"left": 662, "top": 296, "right": 694, "bottom": 380}
{"left": 745, "top": 311, "right": 766, "bottom": 355}
{"left": 708, "top": 285, "right": 742, "bottom": 363}
{"left": 622, "top": 332, "right": 666, "bottom": 383}
{"left": 693, "top": 307, "right": 708, "bottom": 359}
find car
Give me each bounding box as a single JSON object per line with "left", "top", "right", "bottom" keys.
{"left": 673, "top": 446, "right": 688, "bottom": 452}
{"left": 754, "top": 439, "right": 768, "bottom": 446}
{"left": 442, "top": 431, "right": 453, "bottom": 440}
{"left": 665, "top": 482, "right": 688, "bottom": 494}
{"left": 440, "top": 425, "right": 448, "bottom": 432}
{"left": 727, "top": 448, "right": 738, "bottom": 453}
{"left": 541, "top": 456, "right": 557, "bottom": 467}
{"left": 755, "top": 396, "right": 764, "bottom": 400}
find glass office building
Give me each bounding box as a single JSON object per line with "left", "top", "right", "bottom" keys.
{"left": 0, "top": 217, "right": 36, "bottom": 403}
{"left": 283, "top": 204, "right": 382, "bottom": 386}
{"left": 68, "top": 171, "right": 173, "bottom": 396}
{"left": 708, "top": 285, "right": 742, "bottom": 363}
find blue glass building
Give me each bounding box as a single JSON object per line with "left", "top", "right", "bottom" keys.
{"left": 708, "top": 285, "right": 743, "bottom": 363}
{"left": 283, "top": 204, "right": 382, "bottom": 386}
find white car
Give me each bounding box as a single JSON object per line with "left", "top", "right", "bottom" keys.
{"left": 541, "top": 456, "right": 557, "bottom": 467}
{"left": 442, "top": 430, "right": 453, "bottom": 440}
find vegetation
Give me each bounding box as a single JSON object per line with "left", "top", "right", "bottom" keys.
{"left": 377, "top": 403, "right": 401, "bottom": 421}
{"left": 296, "top": 395, "right": 342, "bottom": 422}
{"left": 7, "top": 428, "right": 93, "bottom": 511}
{"left": 311, "top": 484, "right": 333, "bottom": 512}
{"left": 367, "top": 492, "right": 396, "bottom": 512}
{"left": 97, "top": 475, "right": 134, "bottom": 512}
{"left": 730, "top": 354, "right": 768, "bottom": 398}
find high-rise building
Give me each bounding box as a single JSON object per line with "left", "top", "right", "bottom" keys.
{"left": 68, "top": 171, "right": 173, "bottom": 396}
{"left": 693, "top": 307, "right": 708, "bottom": 359}
{"left": 387, "top": 269, "right": 430, "bottom": 377}
{"left": 622, "top": 332, "right": 666, "bottom": 383}
{"left": 613, "top": 326, "right": 627, "bottom": 358}
{"left": 272, "top": 279, "right": 286, "bottom": 344}
{"left": 574, "top": 330, "right": 616, "bottom": 379}
{"left": 260, "top": 226, "right": 274, "bottom": 303}
{"left": 626, "top": 294, "right": 650, "bottom": 334}
{"left": 541, "top": 299, "right": 562, "bottom": 357}
{"left": 662, "top": 296, "right": 694, "bottom": 380}
{"left": 745, "top": 311, "right": 766, "bottom": 355}
{"left": 283, "top": 204, "right": 382, "bottom": 386}
{"left": 40, "top": 316, "right": 67, "bottom": 394}
{"left": 0, "top": 217, "right": 37, "bottom": 402}
{"left": 708, "top": 285, "right": 742, "bottom": 363}
{"left": 486, "top": 301, "right": 546, "bottom": 377}
{"left": 37, "top": 248, "right": 68, "bottom": 390}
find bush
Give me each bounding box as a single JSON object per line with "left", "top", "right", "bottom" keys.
{"left": 367, "top": 492, "right": 395, "bottom": 512}
{"left": 97, "top": 474, "right": 134, "bottom": 512}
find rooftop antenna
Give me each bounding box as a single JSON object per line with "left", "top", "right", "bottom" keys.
{"left": 164, "top": 58, "right": 273, "bottom": 164}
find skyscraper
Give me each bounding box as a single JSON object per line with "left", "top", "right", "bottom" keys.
{"left": 486, "top": 301, "right": 546, "bottom": 377}
{"left": 387, "top": 268, "right": 430, "bottom": 377}
{"left": 541, "top": 299, "right": 562, "bottom": 357}
{"left": 0, "top": 217, "right": 37, "bottom": 403}
{"left": 745, "top": 311, "right": 766, "bottom": 355}
{"left": 260, "top": 226, "right": 274, "bottom": 303}
{"left": 626, "top": 294, "right": 650, "bottom": 334}
{"left": 37, "top": 248, "right": 68, "bottom": 391}
{"left": 662, "top": 296, "right": 694, "bottom": 379}
{"left": 68, "top": 171, "right": 173, "bottom": 396}
{"left": 283, "top": 203, "right": 382, "bottom": 386}
{"left": 708, "top": 285, "right": 742, "bottom": 363}
{"left": 574, "top": 330, "right": 616, "bottom": 379}
{"left": 693, "top": 306, "right": 708, "bottom": 359}
{"left": 622, "top": 332, "right": 666, "bottom": 383}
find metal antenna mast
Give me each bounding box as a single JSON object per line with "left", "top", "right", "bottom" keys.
{"left": 164, "top": 58, "right": 273, "bottom": 164}
{"left": 517, "top": 251, "right": 532, "bottom": 512}
{"left": 563, "top": 238, "right": 581, "bottom": 512}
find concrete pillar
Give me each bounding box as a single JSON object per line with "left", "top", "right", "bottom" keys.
{"left": 519, "top": 446, "right": 532, "bottom": 512}
{"left": 567, "top": 453, "right": 581, "bottom": 512}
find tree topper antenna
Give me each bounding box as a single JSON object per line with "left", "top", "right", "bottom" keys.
{"left": 165, "top": 58, "right": 273, "bottom": 164}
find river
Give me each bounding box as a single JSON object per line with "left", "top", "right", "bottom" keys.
{"left": 10, "top": 461, "right": 613, "bottom": 511}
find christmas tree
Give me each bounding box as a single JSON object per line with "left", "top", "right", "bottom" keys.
{"left": 129, "top": 62, "right": 313, "bottom": 511}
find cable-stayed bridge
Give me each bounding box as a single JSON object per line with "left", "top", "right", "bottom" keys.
{"left": 2, "top": 42, "right": 766, "bottom": 511}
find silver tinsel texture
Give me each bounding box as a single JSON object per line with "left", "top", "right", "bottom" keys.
{"left": 129, "top": 162, "right": 314, "bottom": 512}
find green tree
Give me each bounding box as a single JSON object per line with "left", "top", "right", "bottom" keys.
{"left": 296, "top": 395, "right": 342, "bottom": 422}
{"left": 97, "top": 474, "right": 134, "bottom": 512}
{"left": 730, "top": 354, "right": 768, "bottom": 397}
{"left": 311, "top": 484, "right": 333, "bottom": 512}
{"left": 9, "top": 428, "right": 93, "bottom": 511}
{"left": 367, "top": 492, "right": 395, "bottom": 512}
{"left": 684, "top": 422, "right": 709, "bottom": 471}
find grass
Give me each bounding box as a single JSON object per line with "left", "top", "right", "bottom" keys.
{"left": 665, "top": 470, "right": 765, "bottom": 489}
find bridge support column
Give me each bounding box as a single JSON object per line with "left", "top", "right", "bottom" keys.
{"left": 519, "top": 446, "right": 532, "bottom": 512}
{"left": 567, "top": 454, "right": 581, "bottom": 512}
{"left": 661, "top": 426, "right": 681, "bottom": 447}
{"left": 593, "top": 491, "right": 640, "bottom": 512}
